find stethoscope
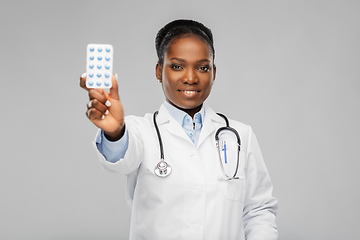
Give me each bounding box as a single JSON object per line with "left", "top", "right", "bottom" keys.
{"left": 153, "top": 111, "right": 241, "bottom": 180}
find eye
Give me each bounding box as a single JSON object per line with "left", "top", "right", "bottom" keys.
{"left": 198, "top": 65, "right": 210, "bottom": 72}
{"left": 170, "top": 64, "right": 182, "bottom": 70}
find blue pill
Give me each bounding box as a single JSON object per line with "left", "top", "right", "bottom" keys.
{"left": 88, "top": 81, "right": 94, "bottom": 86}
{"left": 89, "top": 64, "right": 94, "bottom": 69}
{"left": 89, "top": 73, "right": 94, "bottom": 77}
{"left": 98, "top": 48, "right": 102, "bottom": 52}
{"left": 97, "top": 64, "right": 102, "bottom": 69}
{"left": 96, "top": 81, "right": 102, "bottom": 86}
{"left": 105, "top": 64, "right": 110, "bottom": 70}
{"left": 104, "top": 81, "right": 110, "bottom": 87}
{"left": 105, "top": 73, "right": 110, "bottom": 78}
{"left": 105, "top": 56, "right": 110, "bottom": 61}
{"left": 106, "top": 48, "right": 110, "bottom": 52}
{"left": 89, "top": 56, "right": 94, "bottom": 60}
{"left": 97, "top": 56, "right": 102, "bottom": 61}
{"left": 89, "top": 47, "right": 94, "bottom": 52}
{"left": 97, "top": 73, "right": 102, "bottom": 78}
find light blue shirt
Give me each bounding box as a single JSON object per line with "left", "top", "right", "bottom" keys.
{"left": 97, "top": 101, "right": 205, "bottom": 163}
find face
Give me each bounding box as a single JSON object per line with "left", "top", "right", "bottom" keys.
{"left": 156, "top": 34, "right": 216, "bottom": 117}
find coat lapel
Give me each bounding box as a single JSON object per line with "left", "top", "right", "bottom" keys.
{"left": 197, "top": 104, "right": 225, "bottom": 148}
{"left": 155, "top": 104, "right": 193, "bottom": 144}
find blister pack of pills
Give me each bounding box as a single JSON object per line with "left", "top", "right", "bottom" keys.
{"left": 86, "top": 44, "right": 113, "bottom": 88}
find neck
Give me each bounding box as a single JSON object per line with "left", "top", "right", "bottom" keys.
{"left": 167, "top": 100, "right": 202, "bottom": 119}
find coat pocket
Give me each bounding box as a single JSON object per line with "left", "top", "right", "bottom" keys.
{"left": 221, "top": 178, "right": 245, "bottom": 202}
{"left": 219, "top": 148, "right": 246, "bottom": 202}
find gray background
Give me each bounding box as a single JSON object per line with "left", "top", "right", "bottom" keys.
{"left": 1, "top": 0, "right": 359, "bottom": 239}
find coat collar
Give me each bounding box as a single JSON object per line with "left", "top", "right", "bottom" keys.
{"left": 198, "top": 104, "right": 226, "bottom": 147}
{"left": 155, "top": 103, "right": 226, "bottom": 148}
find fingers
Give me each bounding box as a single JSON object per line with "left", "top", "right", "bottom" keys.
{"left": 87, "top": 98, "right": 109, "bottom": 115}
{"left": 86, "top": 107, "right": 108, "bottom": 121}
{"left": 88, "top": 88, "right": 107, "bottom": 103}
{"left": 109, "top": 74, "right": 119, "bottom": 100}
{"left": 82, "top": 73, "right": 120, "bottom": 125}
{"left": 79, "top": 73, "right": 90, "bottom": 91}
{"left": 86, "top": 97, "right": 111, "bottom": 121}
{"left": 87, "top": 89, "right": 110, "bottom": 119}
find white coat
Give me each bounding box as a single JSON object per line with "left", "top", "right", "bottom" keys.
{"left": 94, "top": 103, "right": 278, "bottom": 240}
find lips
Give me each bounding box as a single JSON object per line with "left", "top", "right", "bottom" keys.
{"left": 178, "top": 90, "right": 200, "bottom": 97}
{"left": 178, "top": 90, "right": 200, "bottom": 93}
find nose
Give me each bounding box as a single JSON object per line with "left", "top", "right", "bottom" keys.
{"left": 181, "top": 68, "right": 199, "bottom": 84}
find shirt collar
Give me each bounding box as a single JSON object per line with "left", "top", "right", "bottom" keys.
{"left": 163, "top": 101, "right": 205, "bottom": 126}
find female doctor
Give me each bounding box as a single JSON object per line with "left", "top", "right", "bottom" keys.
{"left": 80, "top": 19, "right": 278, "bottom": 240}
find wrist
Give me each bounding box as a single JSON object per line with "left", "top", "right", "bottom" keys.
{"left": 104, "top": 124, "right": 125, "bottom": 141}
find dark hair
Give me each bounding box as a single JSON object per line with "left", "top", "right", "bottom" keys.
{"left": 155, "top": 19, "right": 215, "bottom": 66}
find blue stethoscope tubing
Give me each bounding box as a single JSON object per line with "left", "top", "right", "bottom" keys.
{"left": 153, "top": 111, "right": 241, "bottom": 179}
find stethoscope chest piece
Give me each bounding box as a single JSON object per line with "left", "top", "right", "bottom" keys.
{"left": 154, "top": 160, "right": 172, "bottom": 177}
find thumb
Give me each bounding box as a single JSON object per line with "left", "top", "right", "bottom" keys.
{"left": 109, "top": 74, "right": 119, "bottom": 100}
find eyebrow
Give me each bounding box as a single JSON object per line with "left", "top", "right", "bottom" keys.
{"left": 170, "top": 57, "right": 211, "bottom": 63}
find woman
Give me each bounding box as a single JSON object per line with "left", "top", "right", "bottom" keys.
{"left": 80, "top": 19, "right": 278, "bottom": 240}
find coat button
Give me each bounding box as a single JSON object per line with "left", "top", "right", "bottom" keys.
{"left": 196, "top": 185, "right": 203, "bottom": 193}
{"left": 192, "top": 224, "right": 200, "bottom": 231}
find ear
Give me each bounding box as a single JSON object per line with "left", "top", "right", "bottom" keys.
{"left": 212, "top": 64, "right": 217, "bottom": 83}
{"left": 155, "top": 63, "right": 162, "bottom": 82}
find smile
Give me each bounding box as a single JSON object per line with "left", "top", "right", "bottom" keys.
{"left": 178, "top": 90, "right": 200, "bottom": 98}
{"left": 179, "top": 90, "right": 200, "bottom": 93}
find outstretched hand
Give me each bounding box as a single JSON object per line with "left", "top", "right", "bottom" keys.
{"left": 80, "top": 73, "right": 125, "bottom": 141}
